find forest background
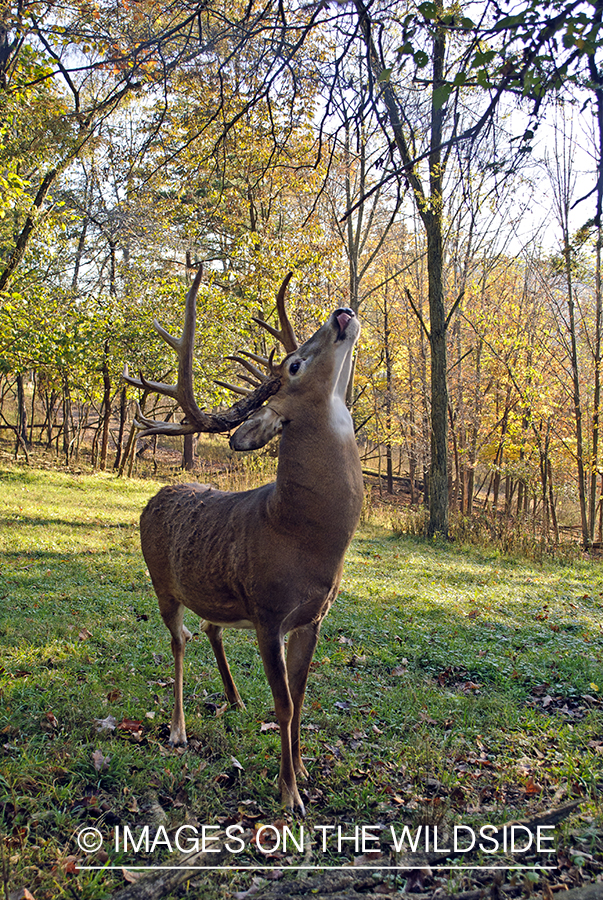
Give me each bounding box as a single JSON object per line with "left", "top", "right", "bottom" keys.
{"left": 2, "top": 0, "right": 603, "bottom": 549}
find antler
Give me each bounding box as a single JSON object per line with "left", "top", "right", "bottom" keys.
{"left": 218, "top": 272, "right": 298, "bottom": 396}
{"left": 123, "top": 266, "right": 281, "bottom": 437}
{"left": 253, "top": 271, "right": 297, "bottom": 354}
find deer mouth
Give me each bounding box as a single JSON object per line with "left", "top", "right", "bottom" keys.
{"left": 334, "top": 308, "right": 354, "bottom": 340}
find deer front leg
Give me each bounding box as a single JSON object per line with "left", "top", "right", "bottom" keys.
{"left": 256, "top": 628, "right": 304, "bottom": 816}
{"left": 160, "top": 600, "right": 190, "bottom": 746}
{"left": 203, "top": 623, "right": 246, "bottom": 709}
{"left": 286, "top": 623, "right": 320, "bottom": 780}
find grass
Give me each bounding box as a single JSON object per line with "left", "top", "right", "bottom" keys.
{"left": 0, "top": 464, "right": 602, "bottom": 899}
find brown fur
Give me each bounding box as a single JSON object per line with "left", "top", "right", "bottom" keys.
{"left": 141, "top": 309, "right": 364, "bottom": 814}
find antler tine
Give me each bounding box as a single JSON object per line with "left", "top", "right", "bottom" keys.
{"left": 239, "top": 349, "right": 270, "bottom": 367}
{"left": 225, "top": 354, "right": 270, "bottom": 383}
{"left": 214, "top": 380, "right": 253, "bottom": 396}
{"left": 123, "top": 265, "right": 282, "bottom": 437}
{"left": 252, "top": 272, "right": 298, "bottom": 354}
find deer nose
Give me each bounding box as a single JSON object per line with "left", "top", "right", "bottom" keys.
{"left": 333, "top": 307, "right": 355, "bottom": 337}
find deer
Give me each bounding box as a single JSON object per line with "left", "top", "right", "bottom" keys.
{"left": 124, "top": 267, "right": 364, "bottom": 815}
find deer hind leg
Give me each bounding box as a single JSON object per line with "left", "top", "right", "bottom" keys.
{"left": 286, "top": 622, "right": 320, "bottom": 781}
{"left": 203, "top": 623, "right": 246, "bottom": 710}
{"left": 256, "top": 628, "right": 304, "bottom": 816}
{"left": 159, "top": 598, "right": 190, "bottom": 746}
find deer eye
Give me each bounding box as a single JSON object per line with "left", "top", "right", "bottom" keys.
{"left": 289, "top": 360, "right": 301, "bottom": 375}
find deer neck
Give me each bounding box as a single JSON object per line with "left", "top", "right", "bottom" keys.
{"left": 269, "top": 395, "right": 363, "bottom": 541}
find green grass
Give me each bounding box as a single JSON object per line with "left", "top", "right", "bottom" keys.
{"left": 0, "top": 465, "right": 602, "bottom": 899}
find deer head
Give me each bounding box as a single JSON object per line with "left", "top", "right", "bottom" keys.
{"left": 128, "top": 268, "right": 364, "bottom": 815}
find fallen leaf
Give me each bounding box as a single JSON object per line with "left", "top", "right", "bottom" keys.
{"left": 525, "top": 776, "right": 542, "bottom": 795}
{"left": 391, "top": 666, "right": 407, "bottom": 676}
{"left": 63, "top": 856, "right": 79, "bottom": 874}
{"left": 233, "top": 875, "right": 265, "bottom": 898}
{"left": 41, "top": 711, "right": 58, "bottom": 730}
{"left": 94, "top": 715, "right": 117, "bottom": 733}
{"left": 260, "top": 722, "right": 280, "bottom": 732}
{"left": 78, "top": 628, "right": 93, "bottom": 642}
{"left": 92, "top": 749, "right": 110, "bottom": 772}
{"left": 349, "top": 654, "right": 366, "bottom": 666}
{"left": 122, "top": 868, "right": 141, "bottom": 883}
{"left": 230, "top": 756, "right": 244, "bottom": 770}
{"left": 107, "top": 689, "right": 122, "bottom": 703}
{"left": 404, "top": 867, "right": 432, "bottom": 892}
{"left": 353, "top": 851, "right": 384, "bottom": 865}
{"left": 8, "top": 888, "right": 36, "bottom": 900}
{"left": 419, "top": 711, "right": 437, "bottom": 725}
{"left": 117, "top": 718, "right": 143, "bottom": 734}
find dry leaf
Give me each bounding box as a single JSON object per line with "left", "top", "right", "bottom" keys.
{"left": 419, "top": 711, "right": 437, "bottom": 725}
{"left": 525, "top": 776, "right": 542, "bottom": 795}
{"left": 78, "top": 627, "right": 93, "bottom": 642}
{"left": 8, "top": 888, "right": 36, "bottom": 900}
{"left": 117, "top": 718, "right": 142, "bottom": 733}
{"left": 260, "top": 722, "right": 280, "bottom": 732}
{"left": 94, "top": 715, "right": 117, "bottom": 733}
{"left": 41, "top": 711, "right": 58, "bottom": 730}
{"left": 122, "top": 868, "right": 142, "bottom": 883}
{"left": 92, "top": 748, "right": 110, "bottom": 772}
{"left": 106, "top": 689, "right": 122, "bottom": 703}
{"left": 353, "top": 852, "right": 384, "bottom": 865}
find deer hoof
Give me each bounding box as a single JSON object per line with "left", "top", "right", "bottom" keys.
{"left": 295, "top": 760, "right": 310, "bottom": 780}
{"left": 281, "top": 785, "right": 306, "bottom": 817}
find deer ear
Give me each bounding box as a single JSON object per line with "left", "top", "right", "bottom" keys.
{"left": 230, "top": 406, "right": 284, "bottom": 451}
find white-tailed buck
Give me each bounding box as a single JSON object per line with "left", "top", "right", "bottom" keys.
{"left": 125, "top": 268, "right": 363, "bottom": 814}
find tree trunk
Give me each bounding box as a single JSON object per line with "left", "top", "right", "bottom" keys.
{"left": 114, "top": 387, "right": 128, "bottom": 470}
{"left": 118, "top": 391, "right": 149, "bottom": 478}
{"left": 182, "top": 433, "right": 195, "bottom": 471}
{"left": 353, "top": 0, "right": 449, "bottom": 535}
{"left": 383, "top": 281, "right": 394, "bottom": 495}
{"left": 423, "top": 23, "right": 449, "bottom": 537}
{"left": 426, "top": 215, "right": 449, "bottom": 536}
{"left": 589, "top": 225, "right": 602, "bottom": 542}
{"left": 99, "top": 340, "right": 112, "bottom": 471}
{"left": 547, "top": 459, "right": 559, "bottom": 544}
{"left": 16, "top": 374, "right": 28, "bottom": 450}
{"left": 62, "top": 377, "right": 71, "bottom": 465}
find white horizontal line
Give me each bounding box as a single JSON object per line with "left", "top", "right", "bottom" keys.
{"left": 77, "top": 864, "right": 558, "bottom": 872}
